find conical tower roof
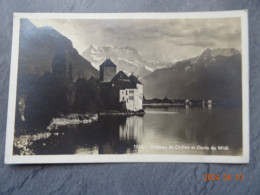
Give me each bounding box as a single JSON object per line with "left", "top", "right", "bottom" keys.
{"left": 100, "top": 59, "right": 117, "bottom": 68}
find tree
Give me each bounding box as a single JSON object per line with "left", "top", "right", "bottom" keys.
{"left": 23, "top": 73, "right": 75, "bottom": 130}
{"left": 74, "top": 77, "right": 104, "bottom": 113}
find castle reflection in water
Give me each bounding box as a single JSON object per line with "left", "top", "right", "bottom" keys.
{"left": 74, "top": 115, "right": 144, "bottom": 155}
{"left": 119, "top": 116, "right": 143, "bottom": 142}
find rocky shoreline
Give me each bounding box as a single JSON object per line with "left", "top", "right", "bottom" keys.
{"left": 14, "top": 113, "right": 99, "bottom": 155}
{"left": 14, "top": 132, "right": 52, "bottom": 155}
{"left": 47, "top": 113, "right": 98, "bottom": 130}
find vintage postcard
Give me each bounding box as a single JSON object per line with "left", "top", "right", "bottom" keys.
{"left": 5, "top": 11, "right": 249, "bottom": 164}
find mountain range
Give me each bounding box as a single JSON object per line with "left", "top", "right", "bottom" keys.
{"left": 142, "top": 48, "right": 242, "bottom": 100}
{"left": 18, "top": 19, "right": 242, "bottom": 101}
{"left": 18, "top": 19, "right": 98, "bottom": 80}
{"left": 81, "top": 44, "right": 172, "bottom": 78}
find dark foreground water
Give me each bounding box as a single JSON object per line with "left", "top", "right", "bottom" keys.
{"left": 26, "top": 106, "right": 242, "bottom": 155}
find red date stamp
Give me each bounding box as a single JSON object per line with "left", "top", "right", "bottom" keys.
{"left": 204, "top": 174, "right": 244, "bottom": 181}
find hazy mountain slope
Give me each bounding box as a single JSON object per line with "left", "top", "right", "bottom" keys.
{"left": 18, "top": 19, "right": 98, "bottom": 80}
{"left": 142, "top": 48, "right": 242, "bottom": 100}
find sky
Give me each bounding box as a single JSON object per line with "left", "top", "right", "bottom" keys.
{"left": 30, "top": 17, "right": 241, "bottom": 63}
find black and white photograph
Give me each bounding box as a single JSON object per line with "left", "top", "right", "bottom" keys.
{"left": 5, "top": 12, "right": 249, "bottom": 163}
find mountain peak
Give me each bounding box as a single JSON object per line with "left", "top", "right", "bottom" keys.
{"left": 201, "top": 48, "right": 212, "bottom": 58}
{"left": 204, "top": 48, "right": 212, "bottom": 53}
{"left": 89, "top": 44, "right": 99, "bottom": 50}
{"left": 121, "top": 46, "right": 139, "bottom": 54}
{"left": 211, "top": 48, "right": 240, "bottom": 57}
{"left": 20, "top": 19, "right": 38, "bottom": 32}
{"left": 19, "top": 19, "right": 98, "bottom": 80}
{"left": 201, "top": 48, "right": 240, "bottom": 58}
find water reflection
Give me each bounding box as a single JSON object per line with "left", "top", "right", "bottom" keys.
{"left": 141, "top": 106, "right": 242, "bottom": 155}
{"left": 119, "top": 116, "right": 143, "bottom": 142}
{"left": 28, "top": 106, "right": 242, "bottom": 156}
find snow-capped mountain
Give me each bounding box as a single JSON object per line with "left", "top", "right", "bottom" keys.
{"left": 142, "top": 48, "right": 242, "bottom": 100}
{"left": 81, "top": 44, "right": 171, "bottom": 78}
{"left": 188, "top": 48, "right": 241, "bottom": 67}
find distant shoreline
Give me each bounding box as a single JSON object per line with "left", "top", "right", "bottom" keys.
{"left": 143, "top": 103, "right": 185, "bottom": 106}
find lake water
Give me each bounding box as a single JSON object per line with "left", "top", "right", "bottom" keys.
{"left": 29, "top": 106, "right": 242, "bottom": 156}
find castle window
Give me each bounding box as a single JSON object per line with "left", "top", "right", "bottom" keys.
{"left": 126, "top": 91, "right": 128, "bottom": 95}
{"left": 129, "top": 90, "right": 134, "bottom": 94}
{"left": 129, "top": 96, "right": 134, "bottom": 100}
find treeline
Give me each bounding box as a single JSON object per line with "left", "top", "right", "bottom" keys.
{"left": 15, "top": 73, "right": 103, "bottom": 135}
{"left": 143, "top": 96, "right": 186, "bottom": 104}
{"left": 143, "top": 96, "right": 214, "bottom": 106}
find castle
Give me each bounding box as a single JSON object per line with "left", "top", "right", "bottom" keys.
{"left": 99, "top": 59, "right": 143, "bottom": 112}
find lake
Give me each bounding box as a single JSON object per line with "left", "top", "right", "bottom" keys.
{"left": 29, "top": 106, "right": 242, "bottom": 156}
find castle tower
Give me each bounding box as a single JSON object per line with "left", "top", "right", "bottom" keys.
{"left": 99, "top": 59, "right": 117, "bottom": 82}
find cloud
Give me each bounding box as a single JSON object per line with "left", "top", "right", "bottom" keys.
{"left": 29, "top": 17, "right": 241, "bottom": 62}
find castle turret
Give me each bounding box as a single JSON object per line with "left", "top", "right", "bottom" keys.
{"left": 99, "top": 59, "right": 117, "bottom": 82}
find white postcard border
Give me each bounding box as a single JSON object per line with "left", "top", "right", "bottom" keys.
{"left": 5, "top": 11, "right": 249, "bottom": 164}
